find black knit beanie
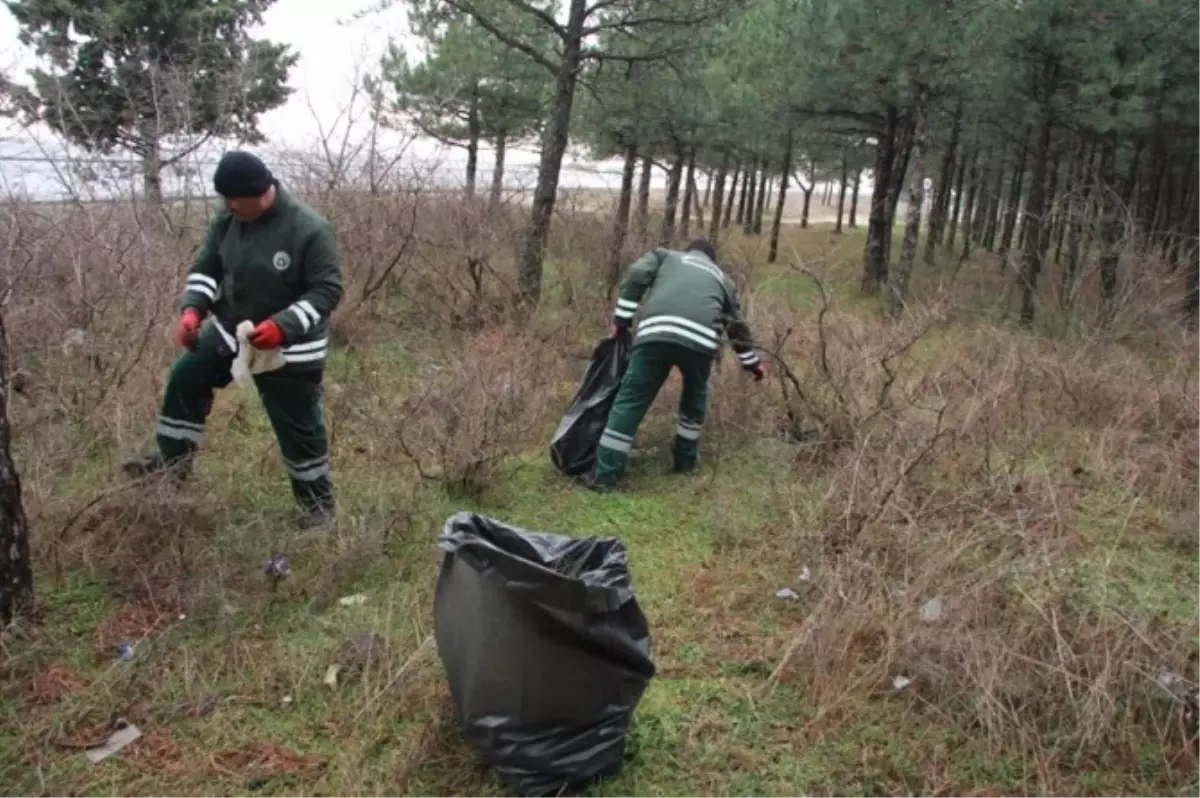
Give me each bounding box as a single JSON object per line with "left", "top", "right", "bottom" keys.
{"left": 686, "top": 237, "right": 717, "bottom": 262}
{"left": 213, "top": 151, "right": 273, "bottom": 198}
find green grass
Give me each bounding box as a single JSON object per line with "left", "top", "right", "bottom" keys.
{"left": 9, "top": 428, "right": 1188, "bottom": 796}
{"left": 3, "top": 223, "right": 1196, "bottom": 797}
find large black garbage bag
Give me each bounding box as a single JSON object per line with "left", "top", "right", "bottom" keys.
{"left": 549, "top": 327, "right": 632, "bottom": 476}
{"left": 433, "top": 511, "right": 655, "bottom": 797}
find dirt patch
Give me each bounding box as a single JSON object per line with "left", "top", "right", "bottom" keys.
{"left": 126, "top": 727, "right": 189, "bottom": 773}
{"left": 41, "top": 494, "right": 218, "bottom": 600}
{"left": 27, "top": 662, "right": 88, "bottom": 706}
{"left": 209, "top": 741, "right": 327, "bottom": 780}
{"left": 93, "top": 593, "right": 186, "bottom": 660}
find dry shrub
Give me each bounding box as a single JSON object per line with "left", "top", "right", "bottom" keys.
{"left": 708, "top": 269, "right": 953, "bottom": 463}
{"left": 34, "top": 491, "right": 218, "bottom": 601}
{"left": 300, "top": 188, "right": 529, "bottom": 337}
{"left": 2, "top": 200, "right": 195, "bottom": 482}
{"left": 389, "top": 325, "right": 565, "bottom": 497}
{"left": 749, "top": 272, "right": 1198, "bottom": 783}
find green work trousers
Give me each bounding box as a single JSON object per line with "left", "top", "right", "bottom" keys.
{"left": 154, "top": 323, "right": 334, "bottom": 513}
{"left": 593, "top": 340, "right": 714, "bottom": 487}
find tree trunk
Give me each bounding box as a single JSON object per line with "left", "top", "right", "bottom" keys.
{"left": 1096, "top": 132, "right": 1122, "bottom": 323}
{"left": 1142, "top": 131, "right": 1168, "bottom": 249}
{"left": 1051, "top": 137, "right": 1084, "bottom": 268}
{"left": 0, "top": 311, "right": 33, "bottom": 627}
{"left": 999, "top": 133, "right": 1030, "bottom": 256}
{"left": 660, "top": 147, "right": 685, "bottom": 245}
{"left": 465, "top": 91, "right": 480, "bottom": 200}
{"left": 140, "top": 139, "right": 166, "bottom": 230}
{"left": 884, "top": 123, "right": 914, "bottom": 272}
{"left": 681, "top": 150, "right": 697, "bottom": 239}
{"left": 488, "top": 131, "right": 507, "bottom": 213}
{"left": 968, "top": 148, "right": 991, "bottom": 243}
{"left": 635, "top": 154, "right": 653, "bottom": 239}
{"left": 945, "top": 137, "right": 971, "bottom": 253}
{"left": 1061, "top": 137, "right": 1095, "bottom": 307}
{"left": 606, "top": 144, "right": 639, "bottom": 298}
{"left": 888, "top": 82, "right": 930, "bottom": 318}
{"left": 735, "top": 163, "right": 751, "bottom": 226}
{"left": 983, "top": 147, "right": 1006, "bottom": 251}
{"left": 769, "top": 129, "right": 794, "bottom": 264}
{"left": 516, "top": 0, "right": 587, "bottom": 309}
{"left": 959, "top": 145, "right": 983, "bottom": 262}
{"left": 722, "top": 165, "right": 739, "bottom": 228}
{"left": 800, "top": 185, "right": 813, "bottom": 228}
{"left": 926, "top": 99, "right": 962, "bottom": 263}
{"left": 741, "top": 162, "right": 757, "bottom": 233}
{"left": 753, "top": 161, "right": 769, "bottom": 234}
{"left": 708, "top": 153, "right": 730, "bottom": 244}
{"left": 1122, "top": 143, "right": 1142, "bottom": 222}
{"left": 702, "top": 168, "right": 713, "bottom": 208}
{"left": 1018, "top": 105, "right": 1055, "bottom": 327}
{"left": 1183, "top": 170, "right": 1199, "bottom": 326}
{"left": 1164, "top": 151, "right": 1197, "bottom": 263}
{"left": 863, "top": 105, "right": 899, "bottom": 293}
{"left": 689, "top": 168, "right": 705, "bottom": 232}
{"left": 1039, "top": 143, "right": 1062, "bottom": 265}
{"left": 835, "top": 151, "right": 849, "bottom": 234}
{"left": 849, "top": 170, "right": 861, "bottom": 227}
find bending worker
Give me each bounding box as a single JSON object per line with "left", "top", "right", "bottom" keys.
{"left": 123, "top": 151, "right": 344, "bottom": 527}
{"left": 582, "top": 237, "right": 766, "bottom": 492}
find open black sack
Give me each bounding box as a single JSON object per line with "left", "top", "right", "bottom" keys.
{"left": 434, "top": 511, "right": 656, "bottom": 797}
{"left": 549, "top": 327, "right": 632, "bottom": 476}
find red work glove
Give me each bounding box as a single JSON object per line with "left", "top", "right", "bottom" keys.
{"left": 247, "top": 319, "right": 285, "bottom": 350}
{"left": 175, "top": 308, "right": 202, "bottom": 350}
{"left": 750, "top": 362, "right": 767, "bottom": 382}
{"left": 610, "top": 324, "right": 622, "bottom": 339}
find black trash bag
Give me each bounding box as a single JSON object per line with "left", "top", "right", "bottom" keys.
{"left": 549, "top": 327, "right": 633, "bottom": 476}
{"left": 434, "top": 511, "right": 656, "bottom": 797}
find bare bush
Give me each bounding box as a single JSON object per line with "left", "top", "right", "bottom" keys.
{"left": 742, "top": 268, "right": 1198, "bottom": 783}
{"left": 388, "top": 325, "right": 565, "bottom": 498}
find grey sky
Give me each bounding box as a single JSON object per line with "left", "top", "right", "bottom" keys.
{"left": 0, "top": 0, "right": 862, "bottom": 201}
{"left": 0, "top": 0, "right": 645, "bottom": 199}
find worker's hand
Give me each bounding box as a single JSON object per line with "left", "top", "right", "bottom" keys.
{"left": 247, "top": 319, "right": 285, "bottom": 350}
{"left": 175, "top": 308, "right": 203, "bottom": 351}
{"left": 610, "top": 324, "right": 623, "bottom": 339}
{"left": 750, "top": 362, "right": 767, "bottom": 382}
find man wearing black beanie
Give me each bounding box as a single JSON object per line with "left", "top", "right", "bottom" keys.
{"left": 580, "top": 237, "right": 766, "bottom": 492}
{"left": 123, "top": 150, "right": 345, "bottom": 528}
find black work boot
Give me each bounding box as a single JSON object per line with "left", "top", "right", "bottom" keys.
{"left": 672, "top": 457, "right": 698, "bottom": 475}
{"left": 574, "top": 470, "right": 616, "bottom": 494}
{"left": 121, "top": 453, "right": 192, "bottom": 485}
{"left": 297, "top": 499, "right": 337, "bottom": 532}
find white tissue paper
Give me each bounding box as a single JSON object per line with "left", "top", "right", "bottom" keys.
{"left": 231, "top": 320, "right": 287, "bottom": 386}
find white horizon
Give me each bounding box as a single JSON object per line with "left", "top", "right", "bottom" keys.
{"left": 0, "top": 0, "right": 869, "bottom": 202}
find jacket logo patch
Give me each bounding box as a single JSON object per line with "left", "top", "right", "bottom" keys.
{"left": 272, "top": 251, "right": 291, "bottom": 271}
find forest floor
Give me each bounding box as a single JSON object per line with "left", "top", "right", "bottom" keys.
{"left": 1, "top": 221, "right": 1197, "bottom": 797}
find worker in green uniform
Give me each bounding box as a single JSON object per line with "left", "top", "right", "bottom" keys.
{"left": 122, "top": 151, "right": 344, "bottom": 526}
{"left": 581, "top": 238, "right": 766, "bottom": 492}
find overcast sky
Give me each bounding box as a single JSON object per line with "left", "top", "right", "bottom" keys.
{"left": 0, "top": 0, "right": 408, "bottom": 145}
{"left": 0, "top": 0, "right": 644, "bottom": 199}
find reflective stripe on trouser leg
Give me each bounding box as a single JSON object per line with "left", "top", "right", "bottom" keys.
{"left": 594, "top": 428, "right": 634, "bottom": 486}
{"left": 672, "top": 346, "right": 713, "bottom": 470}
{"left": 155, "top": 341, "right": 234, "bottom": 461}
{"left": 593, "top": 343, "right": 673, "bottom": 487}
{"left": 283, "top": 454, "right": 331, "bottom": 483}
{"left": 255, "top": 373, "right": 335, "bottom": 513}
{"left": 673, "top": 416, "right": 704, "bottom": 469}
